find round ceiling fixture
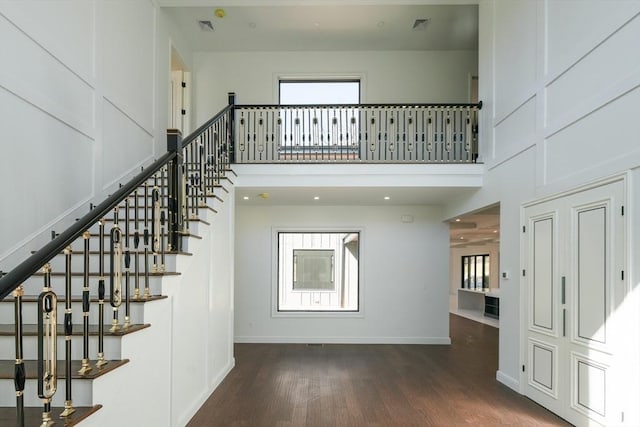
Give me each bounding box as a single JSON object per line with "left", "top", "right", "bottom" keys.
{"left": 214, "top": 8, "right": 225, "bottom": 18}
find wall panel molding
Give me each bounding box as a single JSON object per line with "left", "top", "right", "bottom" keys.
{"left": 0, "top": 12, "right": 95, "bottom": 138}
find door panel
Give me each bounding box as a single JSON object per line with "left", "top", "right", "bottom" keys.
{"left": 530, "top": 339, "right": 557, "bottom": 396}
{"left": 524, "top": 207, "right": 562, "bottom": 414}
{"left": 573, "top": 354, "right": 607, "bottom": 418}
{"left": 533, "top": 217, "right": 554, "bottom": 331}
{"left": 576, "top": 207, "right": 607, "bottom": 344}
{"left": 523, "top": 179, "right": 626, "bottom": 426}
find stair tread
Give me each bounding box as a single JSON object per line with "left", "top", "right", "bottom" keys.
{"left": 86, "top": 231, "right": 202, "bottom": 239}
{"left": 31, "top": 250, "right": 193, "bottom": 256}
{"left": 0, "top": 323, "right": 150, "bottom": 337}
{"left": 2, "top": 295, "right": 167, "bottom": 303}
{"left": 0, "top": 405, "right": 102, "bottom": 427}
{"left": 103, "top": 217, "right": 210, "bottom": 226}
{"left": 32, "top": 271, "right": 180, "bottom": 277}
{"left": 0, "top": 359, "right": 129, "bottom": 380}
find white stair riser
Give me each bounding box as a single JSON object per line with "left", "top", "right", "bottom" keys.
{"left": 59, "top": 235, "right": 197, "bottom": 253}
{"left": 80, "top": 219, "right": 203, "bottom": 236}
{"left": 0, "top": 379, "right": 93, "bottom": 407}
{"left": 0, "top": 301, "right": 148, "bottom": 325}
{"left": 0, "top": 335, "right": 122, "bottom": 360}
{"left": 43, "top": 253, "right": 178, "bottom": 276}
{"left": 20, "top": 275, "right": 166, "bottom": 298}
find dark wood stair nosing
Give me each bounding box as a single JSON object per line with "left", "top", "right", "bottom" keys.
{"left": 0, "top": 323, "right": 151, "bottom": 337}
{"left": 1, "top": 295, "right": 168, "bottom": 304}
{"left": 0, "top": 359, "right": 130, "bottom": 380}
{"left": 0, "top": 404, "right": 102, "bottom": 427}
{"left": 32, "top": 271, "right": 180, "bottom": 277}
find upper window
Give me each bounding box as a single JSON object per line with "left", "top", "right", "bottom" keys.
{"left": 278, "top": 231, "right": 360, "bottom": 312}
{"left": 279, "top": 80, "right": 360, "bottom": 105}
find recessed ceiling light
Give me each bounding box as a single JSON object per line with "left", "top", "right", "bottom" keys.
{"left": 493, "top": 230, "right": 498, "bottom": 233}
{"left": 243, "top": 196, "right": 249, "bottom": 200}
{"left": 460, "top": 236, "right": 464, "bottom": 240}
{"left": 384, "top": 196, "right": 390, "bottom": 200}
{"left": 455, "top": 218, "right": 461, "bottom": 222}
{"left": 313, "top": 196, "right": 320, "bottom": 200}
{"left": 313, "top": 22, "right": 320, "bottom": 28}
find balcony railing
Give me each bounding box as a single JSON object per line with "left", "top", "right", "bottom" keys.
{"left": 233, "top": 100, "right": 481, "bottom": 163}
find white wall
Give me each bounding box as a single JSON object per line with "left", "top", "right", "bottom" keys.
{"left": 84, "top": 192, "right": 235, "bottom": 427}
{"left": 449, "top": 243, "right": 499, "bottom": 295}
{"left": 443, "top": 1, "right": 640, "bottom": 417}
{"left": 0, "top": 0, "right": 191, "bottom": 271}
{"left": 235, "top": 204, "right": 451, "bottom": 344}
{"left": 193, "top": 50, "right": 478, "bottom": 123}
{"left": 169, "top": 190, "right": 235, "bottom": 426}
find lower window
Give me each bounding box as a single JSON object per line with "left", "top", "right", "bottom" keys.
{"left": 278, "top": 231, "right": 359, "bottom": 312}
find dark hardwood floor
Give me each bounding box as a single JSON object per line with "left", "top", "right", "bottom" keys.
{"left": 188, "top": 314, "right": 570, "bottom": 426}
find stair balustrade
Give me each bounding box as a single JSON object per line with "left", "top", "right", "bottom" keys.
{"left": 0, "top": 97, "right": 234, "bottom": 426}
{"left": 233, "top": 101, "right": 482, "bottom": 163}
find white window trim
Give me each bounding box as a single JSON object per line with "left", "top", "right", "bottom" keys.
{"left": 272, "top": 72, "right": 368, "bottom": 104}
{"left": 271, "top": 226, "right": 365, "bottom": 319}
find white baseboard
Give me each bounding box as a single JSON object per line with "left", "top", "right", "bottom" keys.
{"left": 234, "top": 336, "right": 451, "bottom": 345}
{"left": 175, "top": 358, "right": 235, "bottom": 426}
{"left": 496, "top": 370, "right": 520, "bottom": 392}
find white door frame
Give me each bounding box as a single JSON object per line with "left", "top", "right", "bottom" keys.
{"left": 519, "top": 172, "right": 633, "bottom": 425}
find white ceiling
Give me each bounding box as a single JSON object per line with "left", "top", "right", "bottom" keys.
{"left": 236, "top": 186, "right": 479, "bottom": 206}
{"left": 161, "top": 2, "right": 478, "bottom": 52}
{"left": 449, "top": 204, "right": 500, "bottom": 247}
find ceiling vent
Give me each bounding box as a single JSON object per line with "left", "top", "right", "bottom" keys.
{"left": 412, "top": 19, "right": 429, "bottom": 31}
{"left": 198, "top": 20, "right": 214, "bottom": 32}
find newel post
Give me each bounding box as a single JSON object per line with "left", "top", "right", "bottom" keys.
{"left": 167, "top": 129, "right": 184, "bottom": 252}
{"left": 228, "top": 92, "right": 236, "bottom": 164}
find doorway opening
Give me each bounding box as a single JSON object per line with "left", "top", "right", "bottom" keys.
{"left": 170, "top": 47, "right": 190, "bottom": 135}
{"left": 448, "top": 203, "right": 500, "bottom": 327}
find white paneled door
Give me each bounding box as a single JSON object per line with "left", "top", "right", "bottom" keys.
{"left": 523, "top": 179, "right": 626, "bottom": 426}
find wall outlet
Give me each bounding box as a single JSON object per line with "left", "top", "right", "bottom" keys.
{"left": 501, "top": 271, "right": 509, "bottom": 279}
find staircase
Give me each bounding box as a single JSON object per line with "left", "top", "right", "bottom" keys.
{"left": 0, "top": 102, "right": 237, "bottom": 426}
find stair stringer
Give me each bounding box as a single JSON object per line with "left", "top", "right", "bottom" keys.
{"left": 80, "top": 188, "right": 236, "bottom": 426}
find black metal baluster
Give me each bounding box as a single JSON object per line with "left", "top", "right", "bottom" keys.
{"left": 183, "top": 164, "right": 190, "bottom": 233}
{"left": 13, "top": 284, "right": 25, "bottom": 427}
{"left": 60, "top": 246, "right": 75, "bottom": 418}
{"left": 152, "top": 182, "right": 161, "bottom": 273}
{"left": 123, "top": 196, "right": 131, "bottom": 328}
{"left": 96, "top": 219, "right": 107, "bottom": 368}
{"left": 78, "top": 233, "right": 91, "bottom": 375}
{"left": 133, "top": 189, "right": 141, "bottom": 299}
{"left": 109, "top": 208, "right": 122, "bottom": 332}
{"left": 199, "top": 143, "right": 205, "bottom": 208}
{"left": 143, "top": 183, "right": 151, "bottom": 299}
{"left": 38, "top": 263, "right": 57, "bottom": 426}
{"left": 160, "top": 166, "right": 167, "bottom": 271}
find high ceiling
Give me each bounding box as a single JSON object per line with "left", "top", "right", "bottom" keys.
{"left": 161, "top": 2, "right": 478, "bottom": 52}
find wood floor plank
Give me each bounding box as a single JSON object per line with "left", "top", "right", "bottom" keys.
{"left": 188, "top": 315, "right": 570, "bottom": 426}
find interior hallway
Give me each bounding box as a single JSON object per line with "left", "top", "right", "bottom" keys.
{"left": 188, "top": 314, "right": 568, "bottom": 426}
